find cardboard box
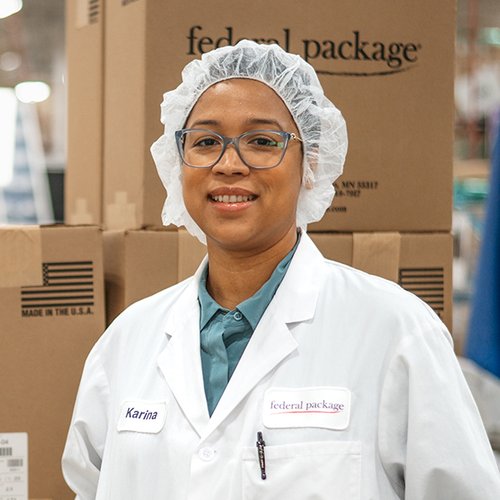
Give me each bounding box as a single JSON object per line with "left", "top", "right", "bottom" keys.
{"left": 99, "top": 0, "right": 453, "bottom": 231}
{"left": 309, "top": 232, "right": 453, "bottom": 332}
{"left": 104, "top": 228, "right": 451, "bottom": 331}
{"left": 104, "top": 228, "right": 206, "bottom": 323}
{"left": 0, "top": 226, "right": 105, "bottom": 500}
{"left": 65, "top": 0, "right": 104, "bottom": 225}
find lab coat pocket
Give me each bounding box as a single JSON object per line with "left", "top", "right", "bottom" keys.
{"left": 241, "top": 440, "right": 361, "bottom": 500}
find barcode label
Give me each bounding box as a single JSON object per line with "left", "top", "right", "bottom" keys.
{"left": 0, "top": 433, "right": 28, "bottom": 499}
{"left": 7, "top": 459, "right": 23, "bottom": 467}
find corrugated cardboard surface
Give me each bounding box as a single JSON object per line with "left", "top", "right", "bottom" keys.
{"left": 310, "top": 232, "right": 452, "bottom": 332}
{"left": 98, "top": 0, "right": 453, "bottom": 231}
{"left": 65, "top": 0, "right": 104, "bottom": 225}
{"left": 0, "top": 226, "right": 43, "bottom": 287}
{"left": 103, "top": 228, "right": 451, "bottom": 331}
{"left": 0, "top": 226, "right": 105, "bottom": 500}
{"left": 352, "top": 232, "right": 401, "bottom": 282}
{"left": 104, "top": 228, "right": 206, "bottom": 324}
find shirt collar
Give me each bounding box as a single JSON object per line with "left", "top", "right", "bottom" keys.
{"left": 198, "top": 232, "right": 301, "bottom": 330}
{"left": 198, "top": 267, "right": 227, "bottom": 329}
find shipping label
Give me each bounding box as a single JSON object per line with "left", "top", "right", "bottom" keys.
{"left": 0, "top": 433, "right": 28, "bottom": 500}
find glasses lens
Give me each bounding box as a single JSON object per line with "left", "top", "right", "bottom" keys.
{"left": 178, "top": 129, "right": 289, "bottom": 168}
{"left": 239, "top": 130, "right": 287, "bottom": 168}
{"left": 181, "top": 130, "right": 223, "bottom": 168}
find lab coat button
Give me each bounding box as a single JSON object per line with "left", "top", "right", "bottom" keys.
{"left": 198, "top": 447, "right": 216, "bottom": 461}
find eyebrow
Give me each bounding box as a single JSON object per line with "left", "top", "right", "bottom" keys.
{"left": 188, "top": 119, "right": 219, "bottom": 128}
{"left": 244, "top": 118, "right": 284, "bottom": 129}
{"left": 188, "top": 117, "right": 285, "bottom": 130}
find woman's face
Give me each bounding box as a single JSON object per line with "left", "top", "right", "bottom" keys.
{"left": 182, "top": 79, "right": 303, "bottom": 254}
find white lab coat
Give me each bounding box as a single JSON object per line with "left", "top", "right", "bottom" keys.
{"left": 62, "top": 233, "right": 500, "bottom": 499}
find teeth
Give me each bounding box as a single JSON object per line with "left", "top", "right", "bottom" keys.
{"left": 211, "top": 194, "right": 255, "bottom": 203}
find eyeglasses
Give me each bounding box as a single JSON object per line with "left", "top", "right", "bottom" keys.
{"left": 175, "top": 128, "right": 302, "bottom": 169}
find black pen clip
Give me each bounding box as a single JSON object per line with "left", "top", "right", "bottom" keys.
{"left": 256, "top": 431, "right": 267, "bottom": 480}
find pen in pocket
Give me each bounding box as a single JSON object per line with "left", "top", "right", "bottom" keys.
{"left": 256, "top": 431, "right": 267, "bottom": 480}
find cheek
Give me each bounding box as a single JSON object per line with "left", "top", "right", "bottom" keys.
{"left": 269, "top": 166, "right": 303, "bottom": 210}
{"left": 181, "top": 169, "right": 202, "bottom": 210}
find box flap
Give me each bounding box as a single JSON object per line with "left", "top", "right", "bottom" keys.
{"left": 0, "top": 226, "right": 43, "bottom": 287}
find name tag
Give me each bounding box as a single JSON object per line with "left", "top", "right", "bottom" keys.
{"left": 117, "top": 400, "right": 166, "bottom": 433}
{"left": 263, "top": 387, "right": 351, "bottom": 430}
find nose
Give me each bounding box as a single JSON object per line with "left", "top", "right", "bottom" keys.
{"left": 211, "top": 143, "right": 250, "bottom": 176}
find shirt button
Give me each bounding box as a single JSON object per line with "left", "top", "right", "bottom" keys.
{"left": 233, "top": 311, "right": 243, "bottom": 321}
{"left": 198, "top": 447, "right": 216, "bottom": 461}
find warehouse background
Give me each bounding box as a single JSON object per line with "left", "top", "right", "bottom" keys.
{"left": 0, "top": 1, "right": 499, "bottom": 498}
{"left": 0, "top": 0, "right": 499, "bottom": 346}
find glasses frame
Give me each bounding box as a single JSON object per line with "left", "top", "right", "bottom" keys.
{"left": 175, "top": 128, "right": 302, "bottom": 169}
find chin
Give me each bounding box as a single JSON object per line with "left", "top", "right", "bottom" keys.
{"left": 207, "top": 228, "right": 257, "bottom": 250}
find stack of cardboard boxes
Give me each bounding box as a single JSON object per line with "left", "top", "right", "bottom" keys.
{"left": 0, "top": 226, "right": 105, "bottom": 500}
{"left": 2, "top": 1, "right": 455, "bottom": 498}
{"left": 67, "top": 0, "right": 455, "bottom": 232}
{"left": 66, "top": 0, "right": 454, "bottom": 327}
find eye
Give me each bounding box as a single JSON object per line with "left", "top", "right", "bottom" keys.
{"left": 251, "top": 137, "right": 278, "bottom": 147}
{"left": 246, "top": 132, "right": 284, "bottom": 149}
{"left": 193, "top": 136, "right": 221, "bottom": 148}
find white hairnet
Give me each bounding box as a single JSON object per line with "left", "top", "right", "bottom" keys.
{"left": 151, "top": 39, "right": 348, "bottom": 244}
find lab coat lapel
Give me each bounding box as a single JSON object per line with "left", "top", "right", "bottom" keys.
{"left": 157, "top": 259, "right": 209, "bottom": 437}
{"left": 204, "top": 233, "right": 322, "bottom": 437}
{"left": 204, "top": 312, "right": 298, "bottom": 437}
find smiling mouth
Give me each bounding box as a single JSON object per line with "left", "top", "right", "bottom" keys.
{"left": 210, "top": 194, "right": 257, "bottom": 203}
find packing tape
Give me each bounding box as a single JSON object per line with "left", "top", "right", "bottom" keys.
{"left": 69, "top": 197, "right": 95, "bottom": 225}
{"left": 352, "top": 232, "right": 401, "bottom": 282}
{"left": 0, "top": 226, "right": 43, "bottom": 288}
{"left": 106, "top": 191, "right": 138, "bottom": 230}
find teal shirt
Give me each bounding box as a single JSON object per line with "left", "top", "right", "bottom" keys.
{"left": 198, "top": 236, "right": 300, "bottom": 416}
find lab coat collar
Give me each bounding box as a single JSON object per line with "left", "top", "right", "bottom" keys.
{"left": 265, "top": 230, "right": 322, "bottom": 324}
{"left": 158, "top": 233, "right": 324, "bottom": 440}
{"left": 204, "top": 232, "right": 323, "bottom": 436}
{"left": 158, "top": 256, "right": 210, "bottom": 437}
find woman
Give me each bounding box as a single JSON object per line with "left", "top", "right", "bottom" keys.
{"left": 62, "top": 41, "right": 500, "bottom": 499}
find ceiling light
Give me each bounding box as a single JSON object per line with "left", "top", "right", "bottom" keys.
{"left": 15, "top": 81, "right": 51, "bottom": 103}
{"left": 0, "top": 0, "right": 23, "bottom": 19}
{"left": 0, "top": 52, "right": 21, "bottom": 72}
